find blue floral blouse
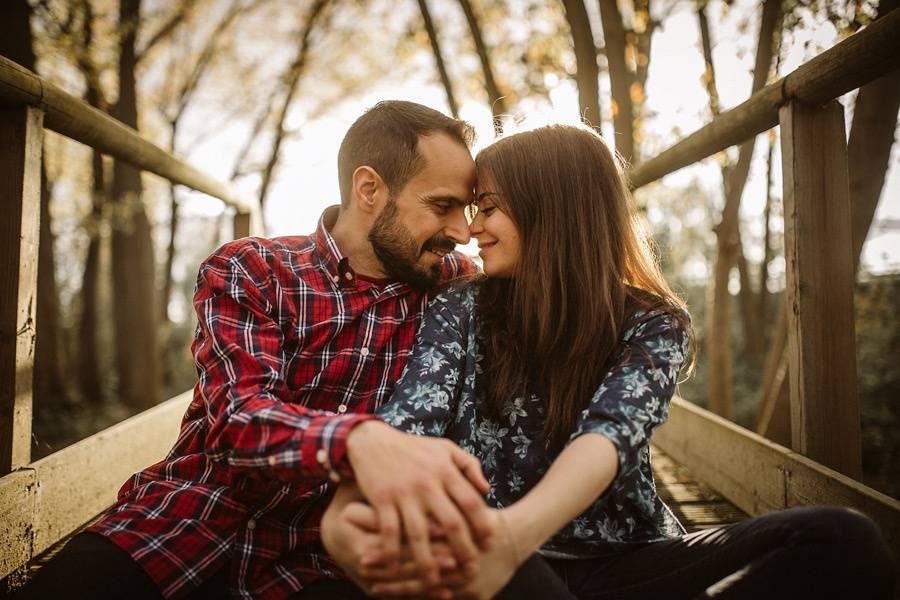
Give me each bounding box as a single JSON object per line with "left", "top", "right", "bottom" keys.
{"left": 377, "top": 281, "right": 689, "bottom": 558}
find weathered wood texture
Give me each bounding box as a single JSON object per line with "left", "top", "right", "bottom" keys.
{"left": 0, "top": 391, "right": 192, "bottom": 582}
{"left": 0, "top": 56, "right": 255, "bottom": 216}
{"left": 0, "top": 106, "right": 42, "bottom": 476}
{"left": 652, "top": 447, "right": 748, "bottom": 531}
{"left": 779, "top": 100, "right": 861, "bottom": 479}
{"left": 629, "top": 8, "right": 900, "bottom": 189}
{"left": 655, "top": 398, "right": 900, "bottom": 564}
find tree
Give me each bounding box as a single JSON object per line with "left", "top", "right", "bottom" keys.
{"left": 699, "top": 0, "right": 782, "bottom": 419}
{"left": 561, "top": 0, "right": 602, "bottom": 129}
{"left": 458, "top": 0, "right": 508, "bottom": 134}
{"left": 110, "top": 0, "right": 160, "bottom": 410}
{"left": 417, "top": 0, "right": 460, "bottom": 118}
{"left": 1, "top": 0, "right": 69, "bottom": 415}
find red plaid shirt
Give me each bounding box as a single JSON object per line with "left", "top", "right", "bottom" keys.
{"left": 89, "top": 207, "right": 474, "bottom": 599}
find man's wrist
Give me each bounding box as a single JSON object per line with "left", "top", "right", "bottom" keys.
{"left": 345, "top": 419, "right": 391, "bottom": 472}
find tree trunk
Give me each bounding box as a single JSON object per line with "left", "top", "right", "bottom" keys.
{"left": 704, "top": 0, "right": 781, "bottom": 417}
{"left": 417, "top": 0, "right": 460, "bottom": 118}
{"left": 77, "top": 0, "right": 105, "bottom": 406}
{"left": 111, "top": 0, "right": 160, "bottom": 410}
{"left": 561, "top": 0, "right": 601, "bottom": 129}
{"left": 848, "top": 0, "right": 900, "bottom": 274}
{"left": 598, "top": 0, "right": 635, "bottom": 163}
{"left": 257, "top": 0, "right": 329, "bottom": 219}
{"left": 457, "top": 0, "right": 507, "bottom": 134}
{"left": 2, "top": 0, "right": 69, "bottom": 413}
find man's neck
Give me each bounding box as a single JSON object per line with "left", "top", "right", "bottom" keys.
{"left": 329, "top": 208, "right": 389, "bottom": 279}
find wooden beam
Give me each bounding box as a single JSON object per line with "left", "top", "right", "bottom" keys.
{"left": 655, "top": 398, "right": 900, "bottom": 566}
{"left": 779, "top": 99, "right": 861, "bottom": 479}
{"left": 629, "top": 8, "right": 900, "bottom": 189}
{"left": 0, "top": 391, "right": 191, "bottom": 581}
{"left": 0, "top": 106, "right": 42, "bottom": 475}
{"left": 0, "top": 56, "right": 254, "bottom": 215}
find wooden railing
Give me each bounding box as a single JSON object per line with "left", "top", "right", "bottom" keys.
{"left": 1, "top": 9, "right": 900, "bottom": 586}
{"left": 0, "top": 54, "right": 258, "bottom": 583}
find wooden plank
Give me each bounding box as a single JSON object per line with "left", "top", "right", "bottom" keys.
{"left": 0, "top": 106, "right": 42, "bottom": 475}
{"left": 0, "top": 56, "right": 254, "bottom": 215}
{"left": 628, "top": 8, "right": 900, "bottom": 189}
{"left": 0, "top": 470, "right": 36, "bottom": 585}
{"left": 0, "top": 391, "right": 192, "bottom": 580}
{"left": 779, "top": 99, "right": 861, "bottom": 479}
{"left": 655, "top": 398, "right": 900, "bottom": 566}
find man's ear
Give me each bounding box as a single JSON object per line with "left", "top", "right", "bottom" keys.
{"left": 351, "top": 166, "right": 386, "bottom": 215}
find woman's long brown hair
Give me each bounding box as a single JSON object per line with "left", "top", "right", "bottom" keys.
{"left": 475, "top": 124, "right": 691, "bottom": 449}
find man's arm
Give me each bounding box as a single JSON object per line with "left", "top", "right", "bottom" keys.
{"left": 194, "top": 240, "right": 371, "bottom": 482}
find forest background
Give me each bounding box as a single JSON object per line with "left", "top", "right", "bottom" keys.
{"left": 2, "top": 0, "right": 898, "bottom": 499}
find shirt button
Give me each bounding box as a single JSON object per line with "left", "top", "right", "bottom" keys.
{"left": 247, "top": 519, "right": 256, "bottom": 530}
{"left": 360, "top": 347, "right": 369, "bottom": 357}
{"left": 267, "top": 455, "right": 278, "bottom": 466}
{"left": 316, "top": 449, "right": 327, "bottom": 464}
{"left": 344, "top": 271, "right": 353, "bottom": 281}
{"left": 328, "top": 470, "right": 342, "bottom": 483}
{"left": 331, "top": 274, "right": 340, "bottom": 283}
{"left": 337, "top": 404, "right": 347, "bottom": 413}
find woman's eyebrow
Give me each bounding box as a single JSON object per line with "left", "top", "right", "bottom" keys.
{"left": 475, "top": 191, "right": 500, "bottom": 204}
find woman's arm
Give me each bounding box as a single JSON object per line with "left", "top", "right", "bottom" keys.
{"left": 504, "top": 433, "right": 618, "bottom": 557}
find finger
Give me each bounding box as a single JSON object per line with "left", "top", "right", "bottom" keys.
{"left": 451, "top": 446, "right": 489, "bottom": 493}
{"left": 444, "top": 472, "right": 494, "bottom": 550}
{"left": 426, "top": 494, "right": 478, "bottom": 566}
{"left": 344, "top": 501, "right": 380, "bottom": 532}
{"left": 373, "top": 501, "right": 402, "bottom": 564}
{"left": 398, "top": 497, "right": 438, "bottom": 584}
{"left": 370, "top": 579, "right": 441, "bottom": 598}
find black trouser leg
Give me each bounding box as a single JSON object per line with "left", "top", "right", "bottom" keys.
{"left": 548, "top": 506, "right": 896, "bottom": 600}
{"left": 13, "top": 532, "right": 163, "bottom": 600}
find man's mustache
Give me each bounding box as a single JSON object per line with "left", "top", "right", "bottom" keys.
{"left": 423, "top": 237, "right": 455, "bottom": 254}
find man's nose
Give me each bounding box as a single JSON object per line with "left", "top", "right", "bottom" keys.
{"left": 446, "top": 208, "right": 471, "bottom": 245}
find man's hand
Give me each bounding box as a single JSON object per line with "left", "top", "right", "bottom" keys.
{"left": 321, "top": 485, "right": 464, "bottom": 598}
{"left": 368, "top": 509, "right": 521, "bottom": 600}
{"left": 346, "top": 421, "right": 493, "bottom": 585}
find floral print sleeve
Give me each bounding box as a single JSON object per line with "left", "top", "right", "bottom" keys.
{"left": 376, "top": 284, "right": 473, "bottom": 437}
{"left": 569, "top": 309, "right": 689, "bottom": 494}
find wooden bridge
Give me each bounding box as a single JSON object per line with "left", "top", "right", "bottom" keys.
{"left": 2, "top": 9, "right": 900, "bottom": 596}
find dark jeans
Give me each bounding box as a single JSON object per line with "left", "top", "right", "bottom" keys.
{"left": 299, "top": 507, "right": 896, "bottom": 600}
{"left": 15, "top": 507, "right": 895, "bottom": 599}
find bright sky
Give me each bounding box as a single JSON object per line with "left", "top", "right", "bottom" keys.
{"left": 176, "top": 0, "right": 899, "bottom": 278}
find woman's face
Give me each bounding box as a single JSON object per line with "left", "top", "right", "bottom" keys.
{"left": 470, "top": 173, "right": 521, "bottom": 278}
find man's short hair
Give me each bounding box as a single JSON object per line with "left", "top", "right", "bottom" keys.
{"left": 338, "top": 101, "right": 475, "bottom": 207}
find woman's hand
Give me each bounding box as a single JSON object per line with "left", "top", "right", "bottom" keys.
{"left": 369, "top": 508, "right": 522, "bottom": 600}
{"left": 322, "top": 483, "right": 468, "bottom": 598}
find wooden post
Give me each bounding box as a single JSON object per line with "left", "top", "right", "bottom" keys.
{"left": 233, "top": 211, "right": 251, "bottom": 239}
{"left": 779, "top": 99, "right": 861, "bottom": 479}
{"left": 0, "top": 106, "right": 43, "bottom": 475}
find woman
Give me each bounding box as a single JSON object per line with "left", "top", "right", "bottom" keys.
{"left": 321, "top": 125, "right": 894, "bottom": 599}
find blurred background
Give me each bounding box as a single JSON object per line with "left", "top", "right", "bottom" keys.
{"left": 3, "top": 0, "right": 898, "bottom": 498}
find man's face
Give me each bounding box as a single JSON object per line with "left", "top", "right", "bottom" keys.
{"left": 368, "top": 132, "right": 475, "bottom": 289}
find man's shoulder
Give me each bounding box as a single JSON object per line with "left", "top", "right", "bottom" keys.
{"left": 201, "top": 235, "right": 320, "bottom": 276}
{"left": 438, "top": 251, "right": 478, "bottom": 282}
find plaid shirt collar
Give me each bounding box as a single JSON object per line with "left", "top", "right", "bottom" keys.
{"left": 314, "top": 205, "right": 413, "bottom": 296}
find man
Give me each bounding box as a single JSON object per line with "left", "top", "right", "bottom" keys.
{"left": 16, "top": 101, "right": 494, "bottom": 599}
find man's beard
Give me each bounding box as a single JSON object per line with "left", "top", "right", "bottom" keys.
{"left": 368, "top": 198, "right": 455, "bottom": 290}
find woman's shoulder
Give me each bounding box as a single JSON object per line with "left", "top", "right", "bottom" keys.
{"left": 622, "top": 289, "right": 692, "bottom": 343}
{"left": 428, "top": 275, "right": 482, "bottom": 313}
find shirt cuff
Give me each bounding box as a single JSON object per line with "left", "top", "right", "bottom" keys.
{"left": 300, "top": 413, "right": 375, "bottom": 482}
